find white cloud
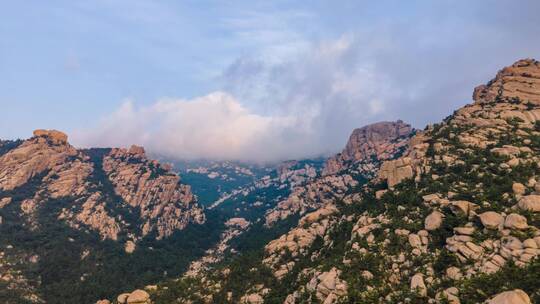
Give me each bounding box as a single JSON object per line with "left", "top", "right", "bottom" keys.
{"left": 72, "top": 92, "right": 312, "bottom": 163}
{"left": 73, "top": 35, "right": 402, "bottom": 163}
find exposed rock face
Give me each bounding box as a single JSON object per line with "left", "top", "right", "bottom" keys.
{"left": 0, "top": 130, "right": 79, "bottom": 191}
{"left": 0, "top": 130, "right": 204, "bottom": 241}
{"left": 33, "top": 129, "right": 68, "bottom": 145}
{"left": 323, "top": 120, "right": 412, "bottom": 176}
{"left": 473, "top": 59, "right": 540, "bottom": 105}
{"left": 487, "top": 289, "right": 531, "bottom": 304}
{"left": 103, "top": 147, "right": 204, "bottom": 239}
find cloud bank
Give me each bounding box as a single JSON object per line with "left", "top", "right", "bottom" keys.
{"left": 73, "top": 37, "right": 390, "bottom": 162}
{"left": 68, "top": 1, "right": 540, "bottom": 163}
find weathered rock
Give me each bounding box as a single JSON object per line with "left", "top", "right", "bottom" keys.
{"left": 126, "top": 289, "right": 150, "bottom": 304}
{"left": 479, "top": 211, "right": 504, "bottom": 229}
{"left": 125, "top": 240, "right": 136, "bottom": 254}
{"left": 425, "top": 211, "right": 444, "bottom": 230}
{"left": 379, "top": 157, "right": 415, "bottom": 188}
{"left": 517, "top": 195, "right": 540, "bottom": 212}
{"left": 487, "top": 289, "right": 531, "bottom": 304}
{"left": 512, "top": 183, "right": 526, "bottom": 195}
{"left": 323, "top": 120, "right": 412, "bottom": 175}
{"left": 33, "top": 129, "right": 68, "bottom": 144}
{"left": 474, "top": 58, "right": 540, "bottom": 105}
{"left": 504, "top": 213, "right": 528, "bottom": 230}
{"left": 410, "top": 273, "right": 427, "bottom": 297}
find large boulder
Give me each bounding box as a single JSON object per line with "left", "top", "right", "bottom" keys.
{"left": 410, "top": 273, "right": 427, "bottom": 297}
{"left": 478, "top": 212, "right": 504, "bottom": 229}
{"left": 117, "top": 290, "right": 151, "bottom": 304}
{"left": 504, "top": 213, "right": 528, "bottom": 230}
{"left": 512, "top": 183, "right": 526, "bottom": 195}
{"left": 425, "top": 211, "right": 444, "bottom": 230}
{"left": 517, "top": 195, "right": 540, "bottom": 212}
{"left": 487, "top": 289, "right": 531, "bottom": 304}
{"left": 33, "top": 129, "right": 68, "bottom": 144}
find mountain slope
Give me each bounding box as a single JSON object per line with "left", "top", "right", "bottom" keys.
{"left": 0, "top": 130, "right": 216, "bottom": 303}
{"left": 149, "top": 59, "right": 540, "bottom": 304}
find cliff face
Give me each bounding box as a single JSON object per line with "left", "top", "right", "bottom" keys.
{"left": 146, "top": 59, "right": 540, "bottom": 304}
{"left": 323, "top": 120, "right": 413, "bottom": 176}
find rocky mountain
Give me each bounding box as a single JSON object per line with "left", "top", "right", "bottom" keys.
{"left": 0, "top": 130, "right": 214, "bottom": 303}
{"left": 322, "top": 120, "right": 412, "bottom": 176}
{"left": 264, "top": 120, "right": 413, "bottom": 226}
{"left": 140, "top": 59, "right": 540, "bottom": 304}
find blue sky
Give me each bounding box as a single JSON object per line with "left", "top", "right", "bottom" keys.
{"left": 2, "top": 1, "right": 540, "bottom": 161}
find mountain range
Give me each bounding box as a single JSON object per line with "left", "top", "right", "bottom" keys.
{"left": 1, "top": 58, "right": 540, "bottom": 304}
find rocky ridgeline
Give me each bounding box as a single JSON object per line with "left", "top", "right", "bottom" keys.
{"left": 144, "top": 59, "right": 540, "bottom": 303}
{"left": 0, "top": 129, "right": 204, "bottom": 244}
{"left": 264, "top": 120, "right": 412, "bottom": 226}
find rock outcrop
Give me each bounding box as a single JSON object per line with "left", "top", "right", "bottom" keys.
{"left": 323, "top": 120, "right": 412, "bottom": 176}
{"left": 0, "top": 130, "right": 204, "bottom": 242}
{"left": 473, "top": 58, "right": 540, "bottom": 105}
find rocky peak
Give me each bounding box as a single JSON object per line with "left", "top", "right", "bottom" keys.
{"left": 128, "top": 145, "right": 146, "bottom": 157}
{"left": 322, "top": 120, "right": 413, "bottom": 176}
{"left": 0, "top": 129, "right": 204, "bottom": 241}
{"left": 473, "top": 58, "right": 540, "bottom": 104}
{"left": 32, "top": 129, "right": 68, "bottom": 145}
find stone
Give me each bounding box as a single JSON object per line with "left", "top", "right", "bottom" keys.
{"left": 410, "top": 273, "right": 427, "bottom": 297}
{"left": 33, "top": 129, "right": 68, "bottom": 144}
{"left": 517, "top": 195, "right": 540, "bottom": 212}
{"left": 126, "top": 289, "right": 150, "bottom": 304}
{"left": 379, "top": 157, "right": 415, "bottom": 188}
{"left": 128, "top": 145, "right": 146, "bottom": 157}
{"left": 454, "top": 226, "right": 475, "bottom": 235}
{"left": 446, "top": 267, "right": 462, "bottom": 280}
{"left": 361, "top": 270, "right": 374, "bottom": 280}
{"left": 478, "top": 211, "right": 504, "bottom": 229}
{"left": 450, "top": 200, "right": 477, "bottom": 216}
{"left": 125, "top": 240, "right": 136, "bottom": 254}
{"left": 504, "top": 213, "right": 528, "bottom": 230}
{"left": 437, "top": 287, "right": 460, "bottom": 304}
{"left": 424, "top": 211, "right": 444, "bottom": 230}
{"left": 487, "top": 289, "right": 531, "bottom": 304}
{"left": 512, "top": 183, "right": 526, "bottom": 196}
{"left": 409, "top": 234, "right": 422, "bottom": 248}
{"left": 0, "top": 197, "right": 12, "bottom": 208}
{"left": 117, "top": 293, "right": 130, "bottom": 304}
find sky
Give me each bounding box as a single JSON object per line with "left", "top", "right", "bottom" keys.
{"left": 2, "top": 1, "right": 540, "bottom": 162}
